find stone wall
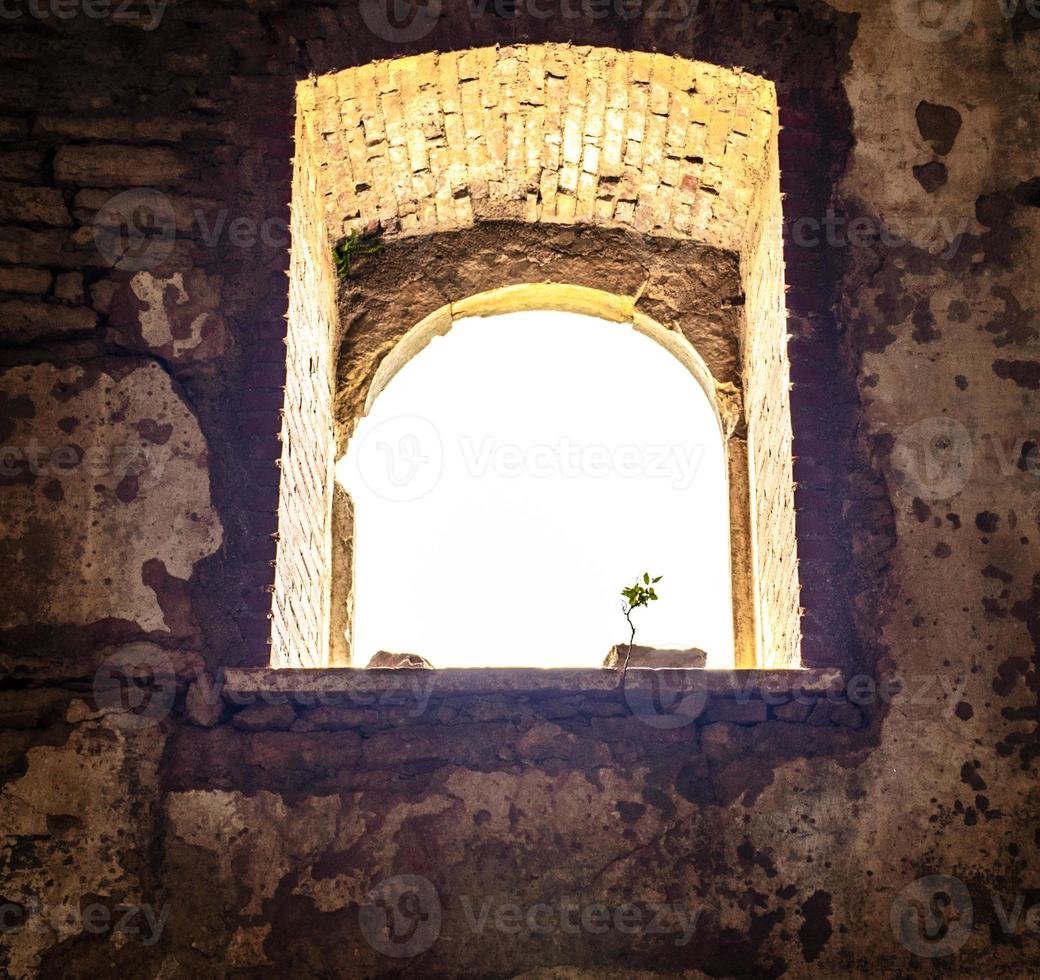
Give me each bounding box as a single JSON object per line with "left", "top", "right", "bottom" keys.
{"left": 1, "top": 1, "right": 1039, "bottom": 977}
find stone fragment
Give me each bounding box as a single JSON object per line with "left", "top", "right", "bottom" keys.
{"left": 231, "top": 703, "right": 297, "bottom": 731}
{"left": 702, "top": 698, "right": 768, "bottom": 724}
{"left": 366, "top": 651, "right": 434, "bottom": 668}
{"left": 807, "top": 700, "right": 836, "bottom": 726}
{"left": 773, "top": 699, "right": 813, "bottom": 722}
{"left": 53, "top": 271, "right": 84, "bottom": 303}
{"left": 604, "top": 644, "right": 707, "bottom": 668}
{"left": 829, "top": 702, "right": 864, "bottom": 729}
{"left": 0, "top": 182, "right": 71, "bottom": 225}
{"left": 0, "top": 265, "right": 51, "bottom": 294}
{"left": 185, "top": 676, "right": 224, "bottom": 727}
{"left": 701, "top": 721, "right": 753, "bottom": 759}
{"left": 0, "top": 226, "right": 64, "bottom": 265}
{"left": 0, "top": 150, "right": 45, "bottom": 180}
{"left": 294, "top": 705, "right": 379, "bottom": 730}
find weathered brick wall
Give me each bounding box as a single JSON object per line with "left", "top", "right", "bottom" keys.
{"left": 741, "top": 123, "right": 800, "bottom": 668}
{"left": 270, "top": 86, "right": 339, "bottom": 669}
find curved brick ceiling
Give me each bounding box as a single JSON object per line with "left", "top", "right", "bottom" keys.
{"left": 299, "top": 44, "right": 778, "bottom": 253}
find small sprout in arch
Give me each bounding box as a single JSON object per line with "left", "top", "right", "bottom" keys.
{"left": 333, "top": 226, "right": 383, "bottom": 279}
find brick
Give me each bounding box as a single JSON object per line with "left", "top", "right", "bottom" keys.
{"left": 35, "top": 116, "right": 189, "bottom": 143}
{"left": 0, "top": 117, "right": 28, "bottom": 141}
{"left": 53, "top": 272, "right": 84, "bottom": 303}
{"left": 702, "top": 698, "right": 768, "bottom": 724}
{"left": 231, "top": 703, "right": 297, "bottom": 731}
{"left": 0, "top": 227, "right": 65, "bottom": 268}
{"left": 0, "top": 183, "right": 70, "bottom": 226}
{"left": 0, "top": 265, "right": 52, "bottom": 294}
{"left": 0, "top": 299, "right": 97, "bottom": 343}
{"left": 53, "top": 144, "right": 190, "bottom": 187}
{"left": 0, "top": 151, "right": 44, "bottom": 181}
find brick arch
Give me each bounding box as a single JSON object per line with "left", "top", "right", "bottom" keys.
{"left": 304, "top": 45, "right": 778, "bottom": 251}
{"left": 273, "top": 44, "right": 797, "bottom": 672}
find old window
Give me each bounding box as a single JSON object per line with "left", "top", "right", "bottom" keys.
{"left": 337, "top": 307, "right": 734, "bottom": 668}
{"left": 271, "top": 45, "right": 799, "bottom": 671}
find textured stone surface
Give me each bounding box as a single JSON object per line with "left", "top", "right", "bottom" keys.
{"left": 0, "top": 1, "right": 1037, "bottom": 977}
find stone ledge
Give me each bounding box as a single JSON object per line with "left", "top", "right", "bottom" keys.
{"left": 222, "top": 667, "right": 843, "bottom": 699}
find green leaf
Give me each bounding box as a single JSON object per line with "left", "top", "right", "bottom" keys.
{"left": 643, "top": 573, "right": 650, "bottom": 584}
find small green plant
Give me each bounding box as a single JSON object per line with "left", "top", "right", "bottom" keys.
{"left": 333, "top": 227, "right": 383, "bottom": 279}
{"left": 620, "top": 572, "right": 662, "bottom": 673}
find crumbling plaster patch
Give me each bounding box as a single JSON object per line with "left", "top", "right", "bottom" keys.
{"left": 0, "top": 359, "right": 222, "bottom": 632}
{"left": 0, "top": 705, "right": 164, "bottom": 978}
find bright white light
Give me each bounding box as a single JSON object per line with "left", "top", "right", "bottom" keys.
{"left": 337, "top": 310, "right": 734, "bottom": 668}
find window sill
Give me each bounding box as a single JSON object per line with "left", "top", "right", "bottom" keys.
{"left": 223, "top": 666, "right": 843, "bottom": 699}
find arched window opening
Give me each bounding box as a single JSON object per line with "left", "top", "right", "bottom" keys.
{"left": 336, "top": 309, "right": 734, "bottom": 668}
